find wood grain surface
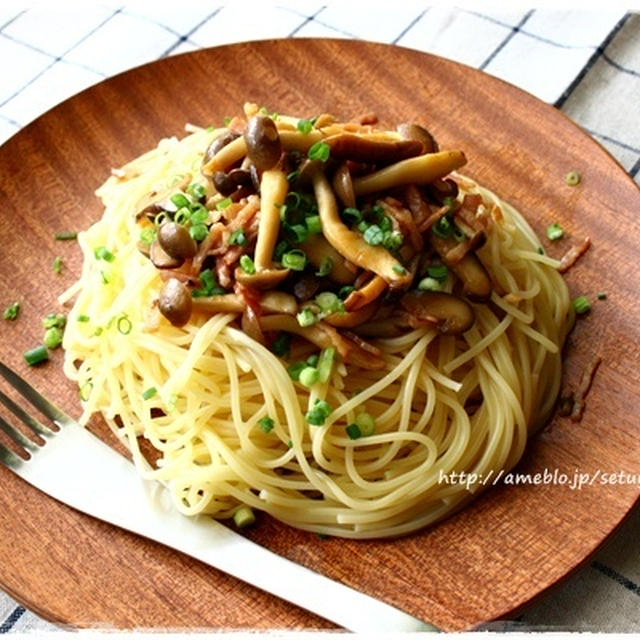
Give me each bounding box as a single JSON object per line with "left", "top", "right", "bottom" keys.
{"left": 0, "top": 39, "right": 639, "bottom": 632}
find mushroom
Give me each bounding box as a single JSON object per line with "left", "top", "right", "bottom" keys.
{"left": 396, "top": 123, "right": 439, "bottom": 154}
{"left": 244, "top": 115, "right": 282, "bottom": 171}
{"left": 191, "top": 291, "right": 298, "bottom": 316}
{"left": 299, "top": 234, "right": 357, "bottom": 285}
{"left": 332, "top": 162, "right": 356, "bottom": 208}
{"left": 312, "top": 169, "right": 412, "bottom": 289}
{"left": 323, "top": 133, "right": 423, "bottom": 164}
{"left": 352, "top": 150, "right": 467, "bottom": 197}
{"left": 400, "top": 291, "right": 474, "bottom": 335}
{"left": 134, "top": 173, "right": 192, "bottom": 220}
{"left": 158, "top": 278, "right": 192, "bottom": 326}
{"left": 343, "top": 274, "right": 387, "bottom": 312}
{"left": 149, "top": 241, "right": 184, "bottom": 269}
{"left": 203, "top": 130, "right": 240, "bottom": 166}
{"left": 157, "top": 221, "right": 198, "bottom": 260}
{"left": 430, "top": 234, "right": 492, "bottom": 302}
{"left": 323, "top": 299, "right": 380, "bottom": 328}
{"left": 235, "top": 168, "right": 291, "bottom": 289}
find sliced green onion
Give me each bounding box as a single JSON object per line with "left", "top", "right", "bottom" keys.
{"left": 452, "top": 226, "right": 466, "bottom": 243}
{"left": 427, "top": 264, "right": 448, "bottom": 282}
{"left": 317, "top": 347, "right": 335, "bottom": 383}
{"left": 392, "top": 264, "right": 407, "bottom": 275}
{"left": 356, "top": 220, "right": 369, "bottom": 233}
{"left": 315, "top": 291, "right": 340, "bottom": 312}
{"left": 377, "top": 214, "right": 393, "bottom": 232}
{"left": 282, "top": 249, "right": 307, "bottom": 271}
{"left": 116, "top": 314, "right": 132, "bottom": 335}
{"left": 216, "top": 197, "right": 232, "bottom": 210}
{"left": 383, "top": 230, "right": 403, "bottom": 251}
{"left": 170, "top": 192, "right": 190, "bottom": 208}
{"left": 186, "top": 182, "right": 207, "bottom": 200}
{"left": 42, "top": 313, "right": 66, "bottom": 329}
{"left": 286, "top": 170, "right": 300, "bottom": 182}
{"left": 3, "top": 302, "right": 20, "bottom": 321}
{"left": 355, "top": 412, "right": 375, "bottom": 436}
{"left": 239, "top": 255, "right": 256, "bottom": 274}
{"left": 306, "top": 353, "right": 320, "bottom": 367}
{"left": 142, "top": 386, "right": 157, "bottom": 400}
{"left": 139, "top": 228, "right": 156, "bottom": 246}
{"left": 258, "top": 416, "right": 275, "bottom": 433}
{"left": 342, "top": 207, "right": 362, "bottom": 225}
{"left": 305, "top": 215, "right": 322, "bottom": 235}
{"left": 565, "top": 170, "right": 581, "bottom": 186}
{"left": 305, "top": 399, "right": 332, "bottom": 426}
{"left": 52, "top": 256, "right": 63, "bottom": 274}
{"left": 546, "top": 223, "right": 564, "bottom": 241}
{"left": 345, "top": 424, "right": 362, "bottom": 440}
{"left": 338, "top": 286, "right": 355, "bottom": 300}
{"left": 287, "top": 361, "right": 307, "bottom": 381}
{"left": 189, "top": 223, "right": 208, "bottom": 242}
{"left": 308, "top": 141, "right": 330, "bottom": 162}
{"left": 199, "top": 269, "right": 217, "bottom": 294}
{"left": 432, "top": 215, "right": 453, "bottom": 239}
{"left": 43, "top": 327, "right": 63, "bottom": 349}
{"left": 229, "top": 228, "right": 247, "bottom": 246}
{"left": 297, "top": 119, "right": 314, "bottom": 134}
{"left": 296, "top": 307, "right": 317, "bottom": 327}
{"left": 154, "top": 211, "right": 170, "bottom": 228}
{"left": 77, "top": 314, "right": 90, "bottom": 323}
{"left": 94, "top": 246, "right": 115, "bottom": 262}
{"left": 418, "top": 277, "right": 441, "bottom": 292}
{"left": 174, "top": 206, "right": 191, "bottom": 225}
{"left": 285, "top": 223, "right": 309, "bottom": 244}
{"left": 190, "top": 204, "right": 209, "bottom": 224}
{"left": 274, "top": 240, "right": 290, "bottom": 261}
{"left": 572, "top": 295, "right": 591, "bottom": 315}
{"left": 316, "top": 256, "right": 333, "bottom": 277}
{"left": 363, "top": 224, "right": 384, "bottom": 246}
{"left": 271, "top": 332, "right": 291, "bottom": 357}
{"left": 597, "top": 292, "right": 607, "bottom": 300}
{"left": 55, "top": 231, "right": 77, "bottom": 241}
{"left": 233, "top": 505, "right": 256, "bottom": 529}
{"left": 24, "top": 345, "right": 49, "bottom": 366}
{"left": 78, "top": 380, "right": 93, "bottom": 401}
{"left": 299, "top": 366, "right": 319, "bottom": 387}
{"left": 537, "top": 247, "right": 545, "bottom": 255}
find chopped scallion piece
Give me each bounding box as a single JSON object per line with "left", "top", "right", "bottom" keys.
{"left": 271, "top": 332, "right": 291, "bottom": 357}
{"left": 116, "top": 314, "right": 132, "bottom": 335}
{"left": 355, "top": 412, "right": 375, "bottom": 436}
{"left": 239, "top": 255, "right": 256, "bottom": 274}
{"left": 229, "top": 228, "right": 247, "bottom": 246}
{"left": 55, "top": 231, "right": 77, "bottom": 241}
{"left": 597, "top": 292, "right": 607, "bottom": 300}
{"left": 316, "top": 256, "right": 333, "bottom": 277}
{"left": 297, "top": 119, "right": 314, "bottom": 134}
{"left": 174, "top": 207, "right": 191, "bottom": 226}
{"left": 139, "top": 228, "right": 156, "bottom": 246}
{"left": 305, "top": 399, "right": 332, "bottom": 426}
{"left": 546, "top": 223, "right": 564, "bottom": 241}
{"left": 258, "top": 416, "right": 275, "bottom": 433}
{"left": 296, "top": 307, "right": 317, "bottom": 327}
{"left": 338, "top": 286, "right": 355, "bottom": 300}
{"left": 233, "top": 505, "right": 256, "bottom": 529}
{"left": 452, "top": 226, "right": 466, "bottom": 243}
{"left": 94, "top": 246, "right": 115, "bottom": 262}
{"left": 317, "top": 347, "right": 335, "bottom": 383}
{"left": 186, "top": 182, "right": 207, "bottom": 200}
{"left": 282, "top": 249, "right": 307, "bottom": 271}
{"left": 345, "top": 424, "right": 362, "bottom": 440}
{"left": 315, "top": 291, "right": 340, "bottom": 311}
{"left": 24, "top": 345, "right": 49, "bottom": 366}
{"left": 142, "top": 386, "right": 157, "bottom": 400}
{"left": 77, "top": 314, "right": 90, "bottom": 323}
{"left": 189, "top": 223, "right": 208, "bottom": 242}
{"left": 52, "top": 256, "right": 63, "bottom": 274}
{"left": 307, "top": 141, "right": 330, "bottom": 162}
{"left": 537, "top": 247, "right": 545, "bottom": 255}
{"left": 287, "top": 361, "right": 307, "bottom": 381}
{"left": 432, "top": 215, "right": 453, "bottom": 239}
{"left": 363, "top": 224, "right": 384, "bottom": 246}
{"left": 392, "top": 264, "right": 407, "bottom": 275}
{"left": 572, "top": 295, "right": 591, "bottom": 315}
{"left": 427, "top": 264, "right": 448, "bottom": 282}
{"left": 299, "top": 366, "right": 319, "bottom": 387}
{"left": 43, "top": 327, "right": 63, "bottom": 349}
{"left": 342, "top": 207, "right": 362, "bottom": 225}
{"left": 170, "top": 192, "right": 190, "bottom": 208}
{"left": 79, "top": 380, "right": 93, "bottom": 401}
{"left": 285, "top": 223, "right": 309, "bottom": 244}
{"left": 565, "top": 170, "right": 581, "bottom": 186}
{"left": 306, "top": 353, "right": 320, "bottom": 367}
{"left": 42, "top": 313, "right": 66, "bottom": 329}
{"left": 383, "top": 229, "right": 404, "bottom": 251}
{"left": 190, "top": 204, "right": 210, "bottom": 224}
{"left": 305, "top": 215, "right": 322, "bottom": 235}
{"left": 216, "top": 197, "right": 232, "bottom": 210}
{"left": 3, "top": 301, "right": 20, "bottom": 321}
{"left": 418, "top": 277, "right": 441, "bottom": 292}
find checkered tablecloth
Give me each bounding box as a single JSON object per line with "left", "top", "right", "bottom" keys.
{"left": 1, "top": 3, "right": 639, "bottom": 634}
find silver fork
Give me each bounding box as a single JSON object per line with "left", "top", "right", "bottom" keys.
{"left": 0, "top": 360, "right": 435, "bottom": 633}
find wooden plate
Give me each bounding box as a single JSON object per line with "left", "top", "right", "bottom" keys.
{"left": 0, "top": 39, "right": 639, "bottom": 632}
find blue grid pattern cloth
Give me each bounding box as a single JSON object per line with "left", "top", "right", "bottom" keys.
{"left": 0, "top": 3, "right": 639, "bottom": 634}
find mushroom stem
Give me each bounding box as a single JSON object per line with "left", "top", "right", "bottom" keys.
{"left": 254, "top": 169, "right": 289, "bottom": 269}
{"left": 352, "top": 150, "right": 467, "bottom": 196}
{"left": 312, "top": 170, "right": 412, "bottom": 289}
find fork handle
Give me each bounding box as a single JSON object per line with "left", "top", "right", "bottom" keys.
{"left": 16, "top": 423, "right": 435, "bottom": 632}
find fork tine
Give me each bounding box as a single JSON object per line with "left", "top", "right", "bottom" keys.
{"left": 0, "top": 386, "right": 55, "bottom": 437}
{"left": 0, "top": 441, "right": 23, "bottom": 468}
{"left": 0, "top": 360, "right": 71, "bottom": 429}
{"left": 0, "top": 414, "right": 38, "bottom": 452}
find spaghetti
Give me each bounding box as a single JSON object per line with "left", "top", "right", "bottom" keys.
{"left": 60, "top": 105, "right": 572, "bottom": 538}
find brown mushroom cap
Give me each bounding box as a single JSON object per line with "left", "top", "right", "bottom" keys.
{"left": 244, "top": 115, "right": 282, "bottom": 171}
{"left": 396, "top": 123, "right": 439, "bottom": 154}
{"left": 158, "top": 278, "right": 193, "bottom": 326}
{"left": 157, "top": 222, "right": 198, "bottom": 260}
